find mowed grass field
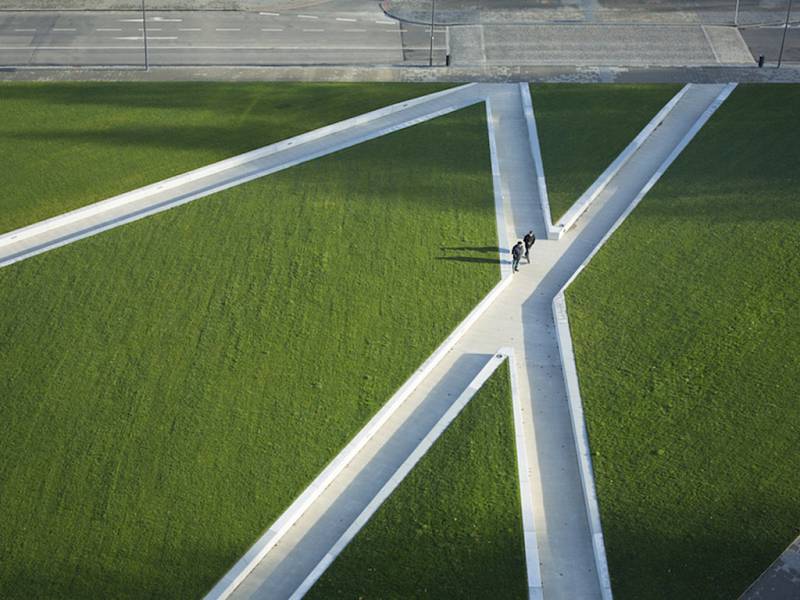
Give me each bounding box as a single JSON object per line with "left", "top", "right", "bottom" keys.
{"left": 532, "top": 84, "right": 681, "bottom": 222}
{"left": 567, "top": 86, "right": 800, "bottom": 599}
{"left": 308, "top": 362, "right": 528, "bottom": 599}
{"left": 0, "top": 104, "right": 499, "bottom": 599}
{"left": 0, "top": 81, "right": 449, "bottom": 234}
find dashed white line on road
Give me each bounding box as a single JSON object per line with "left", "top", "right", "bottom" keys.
{"left": 96, "top": 28, "right": 122, "bottom": 31}
{"left": 14, "top": 28, "right": 36, "bottom": 31}
{"left": 152, "top": 17, "right": 182, "bottom": 22}
{"left": 113, "top": 36, "right": 178, "bottom": 40}
{"left": 179, "top": 28, "right": 201, "bottom": 31}
{"left": 303, "top": 29, "right": 324, "bottom": 32}
{"left": 260, "top": 11, "right": 280, "bottom": 16}
{"left": 375, "top": 20, "right": 395, "bottom": 24}
{"left": 336, "top": 17, "right": 357, "bottom": 22}
{"left": 261, "top": 28, "right": 284, "bottom": 31}
{"left": 297, "top": 14, "right": 318, "bottom": 19}
{"left": 216, "top": 28, "right": 241, "bottom": 31}
{"left": 119, "top": 18, "right": 143, "bottom": 22}
{"left": 52, "top": 28, "right": 76, "bottom": 31}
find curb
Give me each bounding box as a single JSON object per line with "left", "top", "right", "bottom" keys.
{"left": 518, "top": 82, "right": 559, "bottom": 240}
{"left": 551, "top": 82, "right": 737, "bottom": 600}
{"left": 508, "top": 349, "right": 544, "bottom": 600}
{"left": 554, "top": 83, "right": 691, "bottom": 236}
{"left": 0, "top": 83, "right": 477, "bottom": 253}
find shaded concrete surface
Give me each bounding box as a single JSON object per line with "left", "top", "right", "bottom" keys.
{"left": 740, "top": 535, "right": 800, "bottom": 600}
{"left": 226, "top": 82, "right": 729, "bottom": 600}
{"left": 3, "top": 63, "right": 799, "bottom": 82}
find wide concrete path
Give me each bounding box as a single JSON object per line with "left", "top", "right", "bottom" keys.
{"left": 0, "top": 82, "right": 487, "bottom": 268}
{"left": 225, "top": 82, "right": 729, "bottom": 600}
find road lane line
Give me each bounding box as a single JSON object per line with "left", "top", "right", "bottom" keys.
{"left": 152, "top": 17, "right": 182, "bottom": 22}
{"left": 261, "top": 28, "right": 284, "bottom": 31}
{"left": 303, "top": 29, "right": 324, "bottom": 32}
{"left": 118, "top": 18, "right": 143, "bottom": 22}
{"left": 52, "top": 28, "right": 76, "bottom": 31}
{"left": 179, "top": 28, "right": 201, "bottom": 31}
{"left": 297, "top": 14, "right": 318, "bottom": 19}
{"left": 260, "top": 11, "right": 280, "bottom": 15}
{"left": 113, "top": 36, "right": 178, "bottom": 40}
{"left": 216, "top": 28, "right": 241, "bottom": 31}
{"left": 14, "top": 28, "right": 36, "bottom": 31}
{"left": 96, "top": 28, "right": 122, "bottom": 31}
{"left": 335, "top": 17, "right": 357, "bottom": 22}
{"left": 374, "top": 20, "right": 394, "bottom": 24}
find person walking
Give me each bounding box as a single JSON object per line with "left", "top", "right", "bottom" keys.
{"left": 511, "top": 240, "right": 524, "bottom": 273}
{"left": 523, "top": 230, "right": 536, "bottom": 263}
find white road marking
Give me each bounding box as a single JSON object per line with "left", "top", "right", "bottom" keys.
{"left": 179, "top": 28, "right": 201, "bottom": 31}
{"left": 118, "top": 18, "right": 143, "bottom": 22}
{"left": 335, "top": 17, "right": 357, "bottom": 22}
{"left": 113, "top": 36, "right": 178, "bottom": 40}
{"left": 216, "top": 28, "right": 241, "bottom": 31}
{"left": 96, "top": 28, "right": 122, "bottom": 31}
{"left": 14, "top": 28, "right": 36, "bottom": 32}
{"left": 297, "top": 14, "right": 318, "bottom": 19}
{"left": 52, "top": 28, "right": 76, "bottom": 32}
{"left": 303, "top": 29, "right": 324, "bottom": 32}
{"left": 259, "top": 11, "right": 280, "bottom": 16}
{"left": 152, "top": 17, "right": 182, "bottom": 22}
{"left": 261, "top": 28, "right": 284, "bottom": 31}
{"left": 374, "top": 20, "right": 395, "bottom": 24}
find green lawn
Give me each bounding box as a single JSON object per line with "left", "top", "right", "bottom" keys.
{"left": 307, "top": 361, "right": 528, "bottom": 599}
{"left": 566, "top": 85, "right": 800, "bottom": 599}
{"left": 532, "top": 84, "right": 681, "bottom": 222}
{"left": 0, "top": 82, "right": 450, "bottom": 234}
{"left": 0, "top": 104, "right": 499, "bottom": 599}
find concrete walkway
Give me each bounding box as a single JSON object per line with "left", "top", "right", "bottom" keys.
{"left": 0, "top": 82, "right": 489, "bottom": 267}
{"left": 220, "top": 82, "right": 730, "bottom": 600}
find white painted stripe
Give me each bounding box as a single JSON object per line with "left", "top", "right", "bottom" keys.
{"left": 701, "top": 24, "right": 721, "bottom": 64}
{"left": 303, "top": 29, "right": 324, "bottom": 32}
{"left": 335, "top": 17, "right": 357, "bottom": 22}
{"left": 52, "top": 28, "right": 76, "bottom": 32}
{"left": 151, "top": 17, "right": 182, "bottom": 22}
{"left": 261, "top": 28, "right": 284, "bottom": 32}
{"left": 554, "top": 84, "right": 691, "bottom": 236}
{"left": 118, "top": 18, "right": 142, "bottom": 22}
{"left": 552, "top": 83, "right": 737, "bottom": 600}
{"left": 375, "top": 19, "right": 395, "bottom": 24}
{"left": 14, "top": 28, "right": 36, "bottom": 32}
{"left": 113, "top": 36, "right": 178, "bottom": 40}
{"left": 259, "top": 11, "right": 280, "bottom": 15}
{"left": 297, "top": 14, "right": 318, "bottom": 19}
{"left": 288, "top": 351, "right": 516, "bottom": 600}
{"left": 96, "top": 28, "right": 122, "bottom": 31}
{"left": 215, "top": 28, "right": 240, "bottom": 31}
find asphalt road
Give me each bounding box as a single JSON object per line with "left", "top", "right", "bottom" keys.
{"left": 0, "top": 8, "right": 447, "bottom": 66}
{"left": 740, "top": 23, "right": 800, "bottom": 65}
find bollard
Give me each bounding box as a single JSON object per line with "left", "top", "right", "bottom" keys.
{"left": 758, "top": 55, "right": 765, "bottom": 67}
{"left": 445, "top": 53, "right": 451, "bottom": 67}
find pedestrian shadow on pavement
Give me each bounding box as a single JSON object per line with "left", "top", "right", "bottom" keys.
{"left": 436, "top": 256, "right": 508, "bottom": 265}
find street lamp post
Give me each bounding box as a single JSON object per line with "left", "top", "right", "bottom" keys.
{"left": 778, "top": 0, "right": 794, "bottom": 67}
{"left": 142, "top": 0, "right": 149, "bottom": 70}
{"left": 428, "top": 0, "right": 435, "bottom": 66}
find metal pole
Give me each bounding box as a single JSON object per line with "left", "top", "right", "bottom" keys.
{"left": 428, "top": 0, "right": 435, "bottom": 66}
{"left": 734, "top": 0, "right": 740, "bottom": 26}
{"left": 778, "top": 0, "right": 794, "bottom": 67}
{"left": 142, "top": 0, "right": 149, "bottom": 71}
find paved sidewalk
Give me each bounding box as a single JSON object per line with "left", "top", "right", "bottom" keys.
{"left": 224, "top": 82, "right": 729, "bottom": 599}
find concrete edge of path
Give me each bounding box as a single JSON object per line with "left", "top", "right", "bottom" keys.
{"left": 551, "top": 81, "right": 738, "bottom": 600}
{"left": 554, "top": 82, "right": 692, "bottom": 236}
{"left": 486, "top": 94, "right": 512, "bottom": 276}
{"left": 206, "top": 275, "right": 513, "bottom": 600}
{"left": 0, "top": 82, "right": 477, "bottom": 252}
{"left": 518, "top": 82, "right": 559, "bottom": 241}
{"left": 288, "top": 348, "right": 543, "bottom": 600}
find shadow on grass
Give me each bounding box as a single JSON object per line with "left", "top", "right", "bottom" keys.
{"left": 439, "top": 246, "right": 499, "bottom": 253}
{"left": 436, "top": 256, "right": 505, "bottom": 265}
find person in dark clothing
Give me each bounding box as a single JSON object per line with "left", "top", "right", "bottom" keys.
{"left": 523, "top": 230, "right": 536, "bottom": 263}
{"left": 511, "top": 241, "right": 524, "bottom": 272}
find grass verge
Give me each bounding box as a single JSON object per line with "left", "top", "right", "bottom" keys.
{"left": 531, "top": 84, "right": 681, "bottom": 223}
{"left": 566, "top": 85, "right": 800, "bottom": 599}
{"left": 0, "top": 104, "right": 497, "bottom": 600}
{"left": 307, "top": 361, "right": 527, "bottom": 599}
{"left": 0, "top": 81, "right": 449, "bottom": 234}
